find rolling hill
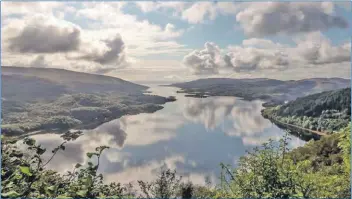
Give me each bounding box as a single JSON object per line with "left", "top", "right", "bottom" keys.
{"left": 1, "top": 66, "right": 173, "bottom": 136}
{"left": 171, "top": 78, "right": 350, "bottom": 104}
{"left": 2, "top": 66, "right": 148, "bottom": 102}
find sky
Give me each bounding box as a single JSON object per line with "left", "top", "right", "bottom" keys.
{"left": 1, "top": 1, "right": 351, "bottom": 84}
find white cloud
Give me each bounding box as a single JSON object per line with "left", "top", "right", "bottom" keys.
{"left": 135, "top": 2, "right": 187, "bottom": 13}
{"left": 224, "top": 45, "right": 289, "bottom": 72}
{"left": 76, "top": 2, "right": 127, "bottom": 21}
{"left": 182, "top": 42, "right": 224, "bottom": 75}
{"left": 183, "top": 32, "right": 350, "bottom": 75}
{"left": 67, "top": 34, "right": 127, "bottom": 72}
{"left": 163, "top": 23, "right": 184, "bottom": 40}
{"left": 1, "top": 2, "right": 64, "bottom": 17}
{"left": 1, "top": 12, "right": 129, "bottom": 73}
{"left": 181, "top": 2, "right": 217, "bottom": 24}
{"left": 76, "top": 3, "right": 186, "bottom": 58}
{"left": 242, "top": 38, "right": 287, "bottom": 49}
{"left": 133, "top": 1, "right": 348, "bottom": 40}
{"left": 4, "top": 14, "right": 81, "bottom": 53}
{"left": 134, "top": 2, "right": 243, "bottom": 24}
{"left": 182, "top": 40, "right": 289, "bottom": 74}
{"left": 1, "top": 2, "right": 186, "bottom": 75}
{"left": 64, "top": 5, "right": 77, "bottom": 14}
{"left": 2, "top": 1, "right": 349, "bottom": 80}
{"left": 294, "top": 32, "right": 351, "bottom": 65}
{"left": 135, "top": 2, "right": 348, "bottom": 37}
{"left": 236, "top": 2, "right": 348, "bottom": 37}
{"left": 55, "top": 11, "right": 65, "bottom": 20}
{"left": 181, "top": 2, "right": 243, "bottom": 24}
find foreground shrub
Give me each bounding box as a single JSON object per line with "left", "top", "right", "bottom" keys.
{"left": 1, "top": 126, "right": 350, "bottom": 198}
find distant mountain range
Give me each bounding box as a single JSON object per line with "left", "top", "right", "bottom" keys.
{"left": 170, "top": 77, "right": 350, "bottom": 104}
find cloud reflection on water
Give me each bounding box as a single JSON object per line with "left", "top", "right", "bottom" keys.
{"left": 31, "top": 86, "right": 305, "bottom": 185}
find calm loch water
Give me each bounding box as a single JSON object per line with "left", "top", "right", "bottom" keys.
{"left": 29, "top": 85, "right": 305, "bottom": 185}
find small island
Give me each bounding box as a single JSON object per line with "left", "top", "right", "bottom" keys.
{"left": 166, "top": 96, "right": 177, "bottom": 101}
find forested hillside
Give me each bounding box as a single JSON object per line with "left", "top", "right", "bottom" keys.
{"left": 2, "top": 67, "right": 174, "bottom": 136}
{"left": 276, "top": 88, "right": 350, "bottom": 117}
{"left": 171, "top": 78, "right": 350, "bottom": 103}
{"left": 262, "top": 88, "right": 351, "bottom": 134}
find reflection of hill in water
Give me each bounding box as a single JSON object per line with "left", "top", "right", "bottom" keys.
{"left": 27, "top": 87, "right": 305, "bottom": 186}
{"left": 273, "top": 121, "right": 321, "bottom": 141}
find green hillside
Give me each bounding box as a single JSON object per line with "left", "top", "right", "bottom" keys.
{"left": 262, "top": 88, "right": 351, "bottom": 135}
{"left": 1, "top": 66, "right": 174, "bottom": 136}
{"left": 276, "top": 88, "right": 350, "bottom": 117}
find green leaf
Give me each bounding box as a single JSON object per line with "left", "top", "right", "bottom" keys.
{"left": 87, "top": 152, "right": 93, "bottom": 158}
{"left": 37, "top": 147, "right": 46, "bottom": 155}
{"left": 77, "top": 189, "right": 88, "bottom": 197}
{"left": 57, "top": 195, "right": 71, "bottom": 198}
{"left": 95, "top": 146, "right": 110, "bottom": 152}
{"left": 4, "top": 181, "right": 14, "bottom": 189}
{"left": 75, "top": 163, "right": 82, "bottom": 168}
{"left": 60, "top": 145, "right": 66, "bottom": 151}
{"left": 2, "top": 190, "right": 21, "bottom": 198}
{"left": 45, "top": 185, "right": 56, "bottom": 195}
{"left": 19, "top": 166, "right": 32, "bottom": 176}
{"left": 47, "top": 186, "right": 55, "bottom": 191}
{"left": 13, "top": 172, "right": 23, "bottom": 180}
{"left": 86, "top": 152, "right": 98, "bottom": 158}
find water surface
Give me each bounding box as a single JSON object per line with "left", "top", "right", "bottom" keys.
{"left": 30, "top": 85, "right": 305, "bottom": 185}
